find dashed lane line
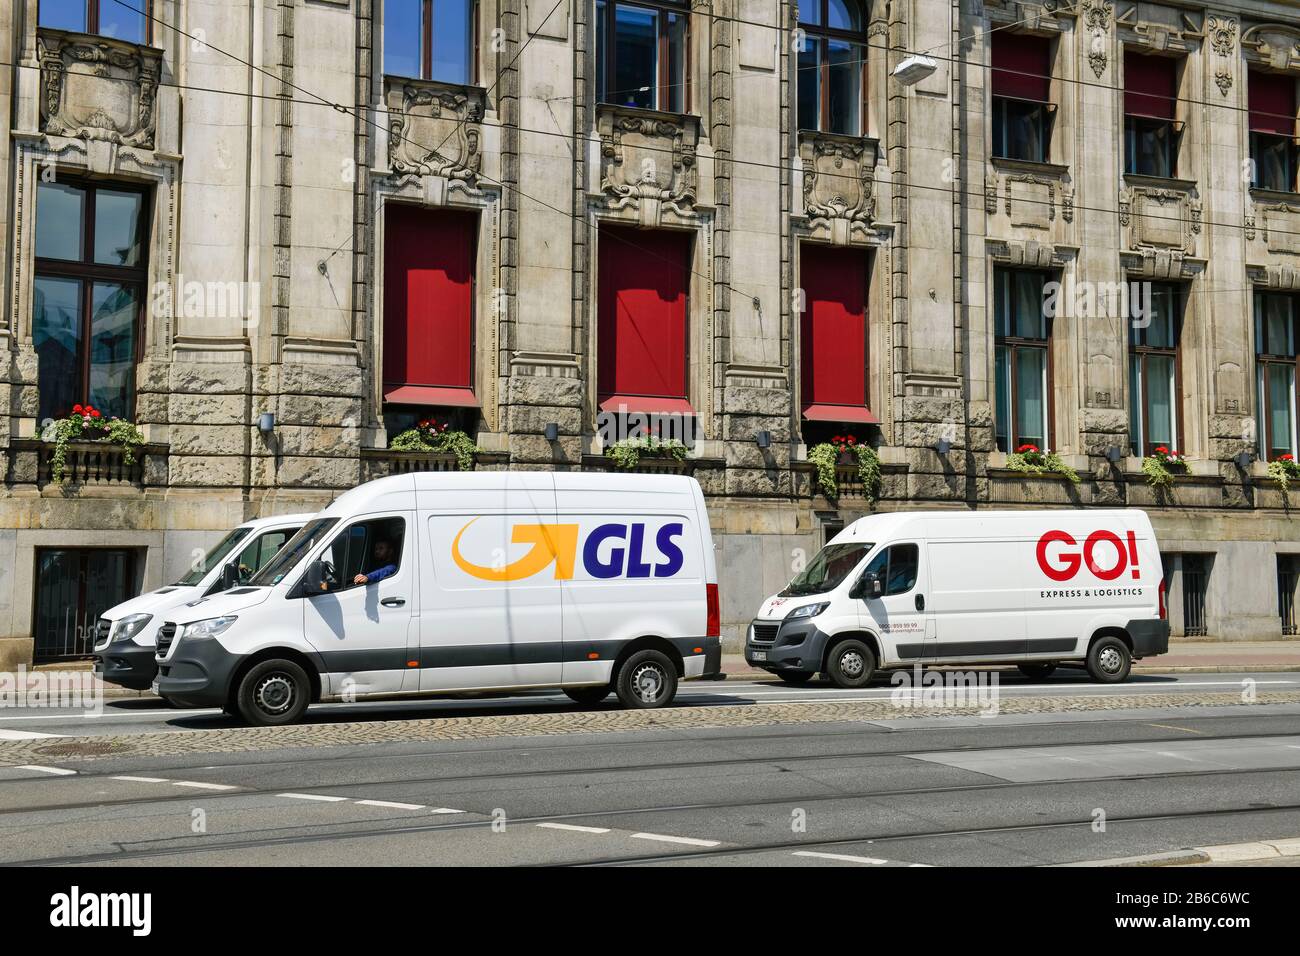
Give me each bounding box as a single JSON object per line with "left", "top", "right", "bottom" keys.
{"left": 277, "top": 792, "right": 349, "bottom": 802}
{"left": 14, "top": 765, "right": 76, "bottom": 776}
{"left": 631, "top": 832, "right": 721, "bottom": 848}
{"left": 0, "top": 729, "right": 65, "bottom": 740}
{"left": 355, "top": 799, "right": 427, "bottom": 811}
{"left": 110, "top": 775, "right": 169, "bottom": 783}
{"left": 793, "top": 850, "right": 889, "bottom": 865}
{"left": 536, "top": 822, "right": 611, "bottom": 834}
{"left": 172, "top": 781, "right": 239, "bottom": 791}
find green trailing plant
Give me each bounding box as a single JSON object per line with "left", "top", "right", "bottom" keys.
{"left": 1005, "top": 444, "right": 1080, "bottom": 484}
{"left": 389, "top": 416, "right": 479, "bottom": 470}
{"left": 1268, "top": 453, "right": 1300, "bottom": 496}
{"left": 45, "top": 403, "right": 145, "bottom": 484}
{"left": 1140, "top": 445, "right": 1187, "bottom": 491}
{"left": 603, "top": 435, "right": 689, "bottom": 471}
{"left": 807, "top": 435, "right": 882, "bottom": 501}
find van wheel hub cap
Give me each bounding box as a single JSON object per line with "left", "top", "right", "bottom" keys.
{"left": 631, "top": 664, "right": 664, "bottom": 703}
{"left": 840, "top": 651, "right": 865, "bottom": 677}
{"left": 1099, "top": 647, "right": 1123, "bottom": 673}
{"left": 256, "top": 675, "right": 294, "bottom": 714}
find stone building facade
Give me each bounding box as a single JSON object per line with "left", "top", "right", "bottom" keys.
{"left": 2, "top": 0, "right": 1299, "bottom": 666}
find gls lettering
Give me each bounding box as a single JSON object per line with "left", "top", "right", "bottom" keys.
{"left": 1036, "top": 529, "right": 1142, "bottom": 582}
{"left": 584, "top": 522, "right": 684, "bottom": 579}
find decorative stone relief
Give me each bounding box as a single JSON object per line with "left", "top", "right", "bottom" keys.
{"left": 1082, "top": 0, "right": 1112, "bottom": 78}
{"left": 1241, "top": 25, "right": 1300, "bottom": 72}
{"left": 596, "top": 105, "right": 699, "bottom": 228}
{"left": 1207, "top": 17, "right": 1237, "bottom": 98}
{"left": 1123, "top": 182, "right": 1200, "bottom": 253}
{"left": 386, "top": 78, "right": 485, "bottom": 184}
{"left": 1004, "top": 175, "right": 1055, "bottom": 229}
{"left": 798, "top": 131, "right": 877, "bottom": 246}
{"left": 1260, "top": 202, "right": 1300, "bottom": 255}
{"left": 37, "top": 28, "right": 161, "bottom": 149}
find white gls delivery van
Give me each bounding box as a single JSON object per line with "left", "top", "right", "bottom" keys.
{"left": 94, "top": 514, "right": 313, "bottom": 691}
{"left": 154, "top": 472, "right": 721, "bottom": 725}
{"left": 746, "top": 509, "right": 1169, "bottom": 687}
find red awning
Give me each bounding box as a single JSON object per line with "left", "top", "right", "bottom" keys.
{"left": 991, "top": 33, "right": 1051, "bottom": 102}
{"left": 1124, "top": 52, "right": 1177, "bottom": 120}
{"left": 383, "top": 385, "right": 479, "bottom": 407}
{"left": 599, "top": 395, "right": 696, "bottom": 415}
{"left": 1250, "top": 70, "right": 1297, "bottom": 136}
{"left": 802, "top": 404, "right": 880, "bottom": 424}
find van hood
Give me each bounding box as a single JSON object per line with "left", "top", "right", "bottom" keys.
{"left": 168, "top": 586, "right": 274, "bottom": 626}
{"left": 103, "top": 585, "right": 202, "bottom": 623}
{"left": 757, "top": 593, "right": 829, "bottom": 621}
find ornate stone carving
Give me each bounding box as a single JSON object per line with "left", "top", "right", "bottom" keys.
{"left": 798, "top": 131, "right": 876, "bottom": 246}
{"left": 1082, "top": 0, "right": 1112, "bottom": 78}
{"left": 596, "top": 105, "right": 699, "bottom": 228}
{"left": 1122, "top": 181, "right": 1200, "bottom": 253}
{"left": 36, "top": 28, "right": 161, "bottom": 149}
{"left": 1208, "top": 16, "right": 1237, "bottom": 57}
{"left": 386, "top": 77, "right": 485, "bottom": 183}
{"left": 1215, "top": 69, "right": 1233, "bottom": 96}
{"left": 1061, "top": 186, "right": 1074, "bottom": 223}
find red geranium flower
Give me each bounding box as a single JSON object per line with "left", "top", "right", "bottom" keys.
{"left": 1017, "top": 444, "right": 1039, "bottom": 453}
{"left": 73, "top": 404, "right": 84, "bottom": 414}
{"left": 90, "top": 408, "right": 101, "bottom": 418}
{"left": 1280, "top": 454, "right": 1296, "bottom": 462}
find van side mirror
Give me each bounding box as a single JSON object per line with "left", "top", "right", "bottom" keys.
{"left": 301, "top": 561, "right": 325, "bottom": 593}
{"left": 219, "top": 562, "right": 240, "bottom": 592}
{"left": 857, "top": 572, "right": 883, "bottom": 600}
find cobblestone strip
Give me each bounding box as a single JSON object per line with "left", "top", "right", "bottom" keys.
{"left": 2, "top": 692, "right": 1298, "bottom": 764}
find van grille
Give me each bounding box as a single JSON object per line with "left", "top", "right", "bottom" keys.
{"left": 751, "top": 622, "right": 779, "bottom": 644}
{"left": 155, "top": 622, "right": 178, "bottom": 658}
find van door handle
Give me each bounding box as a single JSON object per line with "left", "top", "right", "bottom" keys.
{"left": 915, "top": 594, "right": 925, "bottom": 612}
{"left": 381, "top": 597, "right": 406, "bottom": 608}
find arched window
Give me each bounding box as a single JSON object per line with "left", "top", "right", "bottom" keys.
{"left": 384, "top": 0, "right": 479, "bottom": 85}
{"left": 797, "top": 0, "right": 866, "bottom": 135}
{"left": 596, "top": 0, "right": 689, "bottom": 113}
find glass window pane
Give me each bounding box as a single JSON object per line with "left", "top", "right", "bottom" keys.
{"left": 995, "top": 345, "right": 1010, "bottom": 451}
{"left": 1267, "top": 363, "right": 1297, "bottom": 456}
{"left": 385, "top": 0, "right": 424, "bottom": 77}
{"left": 827, "top": 40, "right": 861, "bottom": 135}
{"left": 1145, "top": 354, "right": 1176, "bottom": 448}
{"left": 827, "top": 0, "right": 862, "bottom": 31}
{"left": 37, "top": 0, "right": 86, "bottom": 32}
{"left": 94, "top": 189, "right": 144, "bottom": 266}
{"left": 797, "top": 43, "right": 821, "bottom": 130}
{"left": 88, "top": 282, "right": 139, "bottom": 419}
{"left": 799, "top": 0, "right": 822, "bottom": 26}
{"left": 1129, "top": 354, "right": 1143, "bottom": 454}
{"left": 1006, "top": 101, "right": 1044, "bottom": 162}
{"left": 1263, "top": 295, "right": 1296, "bottom": 357}
{"left": 33, "top": 276, "right": 83, "bottom": 424}
{"left": 98, "top": 4, "right": 147, "bottom": 44}
{"left": 1145, "top": 285, "right": 1178, "bottom": 348}
{"left": 1014, "top": 271, "right": 1046, "bottom": 339}
{"left": 614, "top": 5, "right": 657, "bottom": 109}
{"left": 664, "top": 12, "right": 687, "bottom": 113}
{"left": 885, "top": 544, "right": 918, "bottom": 595}
{"left": 1015, "top": 347, "right": 1047, "bottom": 448}
{"left": 431, "top": 0, "right": 474, "bottom": 84}
{"left": 596, "top": 0, "right": 607, "bottom": 101}
{"left": 1135, "top": 120, "right": 1172, "bottom": 177}
{"left": 36, "top": 182, "right": 85, "bottom": 261}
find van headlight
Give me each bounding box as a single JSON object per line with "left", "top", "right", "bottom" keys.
{"left": 785, "top": 602, "right": 830, "bottom": 620}
{"left": 112, "top": 613, "right": 153, "bottom": 644}
{"left": 182, "top": 616, "right": 239, "bottom": 641}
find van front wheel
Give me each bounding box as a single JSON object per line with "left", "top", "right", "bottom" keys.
{"left": 826, "top": 640, "right": 877, "bottom": 688}
{"left": 236, "top": 658, "right": 311, "bottom": 726}
{"left": 615, "top": 650, "right": 678, "bottom": 709}
{"left": 1086, "top": 637, "right": 1132, "bottom": 683}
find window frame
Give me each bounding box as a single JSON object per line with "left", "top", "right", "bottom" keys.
{"left": 1124, "top": 115, "right": 1182, "bottom": 177}
{"left": 1255, "top": 290, "right": 1300, "bottom": 461}
{"left": 313, "top": 516, "right": 408, "bottom": 596}
{"left": 993, "top": 268, "right": 1054, "bottom": 453}
{"left": 38, "top": 0, "right": 153, "bottom": 44}
{"left": 33, "top": 176, "right": 151, "bottom": 422}
{"left": 991, "top": 96, "right": 1054, "bottom": 163}
{"left": 384, "top": 0, "right": 480, "bottom": 84}
{"left": 858, "top": 543, "right": 919, "bottom": 597}
{"left": 1250, "top": 130, "right": 1299, "bottom": 193}
{"left": 1128, "top": 282, "right": 1184, "bottom": 458}
{"left": 796, "top": 0, "right": 867, "bottom": 136}
{"left": 597, "top": 0, "right": 692, "bottom": 114}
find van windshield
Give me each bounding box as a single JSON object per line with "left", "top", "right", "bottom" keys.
{"left": 781, "top": 542, "right": 874, "bottom": 597}
{"left": 173, "top": 528, "right": 253, "bottom": 586}
{"left": 248, "top": 517, "right": 339, "bottom": 587}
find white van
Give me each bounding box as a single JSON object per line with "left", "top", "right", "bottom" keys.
{"left": 94, "top": 514, "right": 313, "bottom": 691}
{"left": 154, "top": 472, "right": 721, "bottom": 724}
{"left": 746, "top": 509, "right": 1169, "bottom": 687}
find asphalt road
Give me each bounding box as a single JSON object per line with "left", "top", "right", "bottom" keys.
{"left": 2, "top": 670, "right": 1300, "bottom": 866}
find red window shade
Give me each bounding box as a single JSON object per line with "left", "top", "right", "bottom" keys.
{"left": 1125, "top": 52, "right": 1177, "bottom": 120}
{"left": 1250, "top": 70, "right": 1297, "bottom": 136}
{"left": 800, "top": 245, "right": 873, "bottom": 420}
{"left": 992, "top": 32, "right": 1051, "bottom": 102}
{"left": 382, "top": 204, "right": 477, "bottom": 403}
{"left": 597, "top": 226, "right": 691, "bottom": 408}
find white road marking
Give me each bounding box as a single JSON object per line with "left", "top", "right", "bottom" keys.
{"left": 277, "top": 792, "right": 348, "bottom": 802}
{"left": 111, "top": 775, "right": 169, "bottom": 783}
{"left": 631, "top": 832, "right": 721, "bottom": 847}
{"left": 792, "top": 850, "right": 888, "bottom": 865}
{"left": 356, "top": 799, "right": 425, "bottom": 810}
{"left": 172, "top": 781, "right": 238, "bottom": 791}
{"left": 536, "top": 822, "right": 611, "bottom": 834}
{"left": 0, "top": 729, "right": 65, "bottom": 740}
{"left": 14, "top": 765, "right": 76, "bottom": 776}
{"left": 430, "top": 808, "right": 466, "bottom": 814}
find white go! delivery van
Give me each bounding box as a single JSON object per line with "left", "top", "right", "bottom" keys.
{"left": 745, "top": 509, "right": 1169, "bottom": 687}
{"left": 154, "top": 472, "right": 722, "bottom": 724}
{"left": 94, "top": 514, "right": 312, "bottom": 692}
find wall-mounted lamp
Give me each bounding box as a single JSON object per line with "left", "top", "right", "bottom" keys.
{"left": 755, "top": 430, "right": 771, "bottom": 449}
{"left": 1105, "top": 446, "right": 1123, "bottom": 463}
{"left": 258, "top": 412, "right": 275, "bottom": 434}
{"left": 935, "top": 437, "right": 951, "bottom": 455}
{"left": 893, "top": 54, "right": 938, "bottom": 86}
{"left": 544, "top": 422, "right": 559, "bottom": 442}
{"left": 1234, "top": 450, "right": 1254, "bottom": 470}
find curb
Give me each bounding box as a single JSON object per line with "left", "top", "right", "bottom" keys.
{"left": 1058, "top": 838, "right": 1300, "bottom": 867}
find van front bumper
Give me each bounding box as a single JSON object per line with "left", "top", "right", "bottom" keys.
{"left": 1127, "top": 618, "right": 1170, "bottom": 658}
{"left": 94, "top": 642, "right": 158, "bottom": 691}
{"left": 153, "top": 638, "right": 243, "bottom": 708}
{"left": 745, "top": 618, "right": 828, "bottom": 674}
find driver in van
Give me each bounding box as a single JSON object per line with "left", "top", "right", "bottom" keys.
{"left": 352, "top": 538, "right": 398, "bottom": 586}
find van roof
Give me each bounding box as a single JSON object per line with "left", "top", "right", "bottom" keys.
{"left": 831, "top": 508, "right": 1153, "bottom": 545}
{"left": 240, "top": 512, "right": 316, "bottom": 530}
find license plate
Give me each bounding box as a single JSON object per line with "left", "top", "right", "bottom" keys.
{"left": 150, "top": 680, "right": 160, "bottom": 696}
{"left": 751, "top": 650, "right": 767, "bottom": 661}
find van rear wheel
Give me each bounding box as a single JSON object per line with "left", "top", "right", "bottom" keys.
{"left": 1018, "top": 663, "right": 1057, "bottom": 681}
{"left": 564, "top": 685, "right": 611, "bottom": 706}
{"left": 235, "top": 658, "right": 311, "bottom": 726}
{"left": 1086, "top": 637, "right": 1132, "bottom": 683}
{"left": 615, "top": 650, "right": 678, "bottom": 709}
{"left": 826, "top": 640, "right": 876, "bottom": 688}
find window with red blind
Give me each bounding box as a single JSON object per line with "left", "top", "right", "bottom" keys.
{"left": 1124, "top": 52, "right": 1180, "bottom": 177}
{"left": 597, "top": 226, "right": 692, "bottom": 413}
{"left": 382, "top": 204, "right": 478, "bottom": 407}
{"left": 800, "top": 245, "right": 877, "bottom": 424}
{"left": 991, "top": 33, "right": 1053, "bottom": 162}
{"left": 1250, "top": 70, "right": 1299, "bottom": 192}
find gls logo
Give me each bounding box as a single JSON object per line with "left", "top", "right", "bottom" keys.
{"left": 1036, "top": 529, "right": 1142, "bottom": 582}
{"left": 452, "top": 519, "right": 685, "bottom": 582}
